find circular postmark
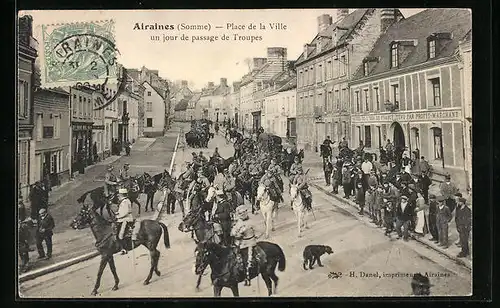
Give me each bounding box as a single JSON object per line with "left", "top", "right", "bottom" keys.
{"left": 43, "top": 21, "right": 119, "bottom": 85}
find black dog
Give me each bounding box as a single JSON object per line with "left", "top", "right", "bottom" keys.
{"left": 303, "top": 245, "right": 333, "bottom": 270}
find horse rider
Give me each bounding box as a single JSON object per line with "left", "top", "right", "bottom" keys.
{"left": 293, "top": 167, "right": 313, "bottom": 211}
{"left": 211, "top": 189, "right": 232, "bottom": 246}
{"left": 186, "top": 168, "right": 211, "bottom": 213}
{"left": 260, "top": 169, "right": 282, "bottom": 203}
{"left": 115, "top": 187, "right": 133, "bottom": 255}
{"left": 231, "top": 206, "right": 257, "bottom": 286}
{"left": 289, "top": 156, "right": 302, "bottom": 187}
{"left": 119, "top": 163, "right": 139, "bottom": 193}
{"left": 223, "top": 168, "right": 237, "bottom": 203}
{"left": 212, "top": 147, "right": 221, "bottom": 159}
{"left": 173, "top": 167, "right": 195, "bottom": 216}
{"left": 213, "top": 165, "right": 226, "bottom": 192}
{"left": 104, "top": 165, "right": 120, "bottom": 205}
{"left": 198, "top": 151, "right": 208, "bottom": 164}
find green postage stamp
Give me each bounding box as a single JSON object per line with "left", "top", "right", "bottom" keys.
{"left": 39, "top": 20, "right": 118, "bottom": 88}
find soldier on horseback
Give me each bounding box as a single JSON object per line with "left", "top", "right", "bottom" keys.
{"left": 198, "top": 151, "right": 208, "bottom": 164}
{"left": 231, "top": 206, "right": 256, "bottom": 286}
{"left": 211, "top": 190, "right": 232, "bottom": 246}
{"left": 119, "top": 163, "right": 139, "bottom": 193}
{"left": 187, "top": 168, "right": 210, "bottom": 214}
{"left": 115, "top": 188, "right": 133, "bottom": 255}
{"left": 293, "top": 167, "right": 313, "bottom": 211}
{"left": 104, "top": 165, "right": 119, "bottom": 206}
{"left": 223, "top": 168, "right": 236, "bottom": 203}
{"left": 289, "top": 156, "right": 302, "bottom": 186}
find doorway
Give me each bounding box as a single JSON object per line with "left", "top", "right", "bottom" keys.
{"left": 392, "top": 122, "right": 405, "bottom": 148}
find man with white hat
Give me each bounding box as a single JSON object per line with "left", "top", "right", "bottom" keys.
{"left": 230, "top": 206, "right": 256, "bottom": 286}
{"left": 115, "top": 187, "right": 133, "bottom": 254}
{"left": 36, "top": 208, "right": 55, "bottom": 260}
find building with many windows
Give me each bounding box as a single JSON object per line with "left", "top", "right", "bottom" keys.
{"left": 92, "top": 91, "right": 106, "bottom": 162}
{"left": 295, "top": 9, "right": 404, "bottom": 151}
{"left": 33, "top": 87, "right": 71, "bottom": 187}
{"left": 70, "top": 86, "right": 95, "bottom": 172}
{"left": 262, "top": 71, "right": 297, "bottom": 138}
{"left": 186, "top": 92, "right": 201, "bottom": 122}
{"left": 230, "top": 82, "right": 241, "bottom": 126}
{"left": 18, "top": 15, "right": 38, "bottom": 201}
{"left": 348, "top": 8, "right": 471, "bottom": 191}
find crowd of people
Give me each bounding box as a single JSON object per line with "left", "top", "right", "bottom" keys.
{"left": 321, "top": 137, "right": 471, "bottom": 258}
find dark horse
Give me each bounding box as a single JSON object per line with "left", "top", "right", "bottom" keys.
{"left": 178, "top": 205, "right": 219, "bottom": 292}
{"left": 77, "top": 178, "right": 144, "bottom": 216}
{"left": 71, "top": 205, "right": 171, "bottom": 295}
{"left": 137, "top": 171, "right": 176, "bottom": 213}
{"left": 194, "top": 241, "right": 286, "bottom": 296}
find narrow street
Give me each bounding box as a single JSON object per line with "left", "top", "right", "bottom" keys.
{"left": 19, "top": 127, "right": 471, "bottom": 297}
{"left": 22, "top": 131, "right": 179, "bottom": 272}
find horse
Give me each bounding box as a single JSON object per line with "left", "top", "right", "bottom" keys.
{"left": 178, "top": 206, "right": 219, "bottom": 292}
{"left": 70, "top": 204, "right": 170, "bottom": 295}
{"left": 289, "top": 183, "right": 309, "bottom": 238}
{"left": 194, "top": 241, "right": 286, "bottom": 296}
{"left": 76, "top": 178, "right": 144, "bottom": 216}
{"left": 256, "top": 184, "right": 279, "bottom": 239}
{"left": 136, "top": 172, "right": 166, "bottom": 212}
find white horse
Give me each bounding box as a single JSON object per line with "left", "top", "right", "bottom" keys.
{"left": 289, "top": 183, "right": 309, "bottom": 238}
{"left": 256, "top": 184, "right": 278, "bottom": 239}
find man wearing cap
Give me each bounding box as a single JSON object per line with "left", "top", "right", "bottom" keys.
{"left": 436, "top": 195, "right": 452, "bottom": 248}
{"left": 36, "top": 208, "right": 55, "bottom": 260}
{"left": 104, "top": 165, "right": 119, "bottom": 206}
{"left": 455, "top": 197, "right": 471, "bottom": 257}
{"left": 230, "top": 206, "right": 257, "bottom": 286}
{"left": 383, "top": 198, "right": 395, "bottom": 235}
{"left": 411, "top": 273, "right": 432, "bottom": 295}
{"left": 439, "top": 174, "right": 459, "bottom": 214}
{"left": 293, "top": 168, "right": 313, "bottom": 211}
{"left": 119, "top": 163, "right": 131, "bottom": 182}
{"left": 395, "top": 195, "right": 414, "bottom": 241}
{"left": 115, "top": 188, "right": 133, "bottom": 254}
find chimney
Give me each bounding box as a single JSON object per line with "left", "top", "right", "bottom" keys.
{"left": 18, "top": 15, "right": 33, "bottom": 46}
{"left": 208, "top": 82, "right": 215, "bottom": 88}
{"left": 220, "top": 78, "right": 227, "bottom": 87}
{"left": 233, "top": 81, "right": 241, "bottom": 91}
{"left": 317, "top": 14, "right": 333, "bottom": 33}
{"left": 267, "top": 47, "right": 287, "bottom": 71}
{"left": 337, "top": 9, "right": 349, "bottom": 22}
{"left": 380, "top": 9, "right": 397, "bottom": 33}
{"left": 181, "top": 80, "right": 188, "bottom": 87}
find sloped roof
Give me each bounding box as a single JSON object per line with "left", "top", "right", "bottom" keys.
{"left": 278, "top": 77, "right": 297, "bottom": 92}
{"left": 187, "top": 92, "right": 201, "bottom": 109}
{"left": 142, "top": 81, "right": 166, "bottom": 99}
{"left": 352, "top": 8, "right": 472, "bottom": 80}
{"left": 296, "top": 9, "right": 373, "bottom": 64}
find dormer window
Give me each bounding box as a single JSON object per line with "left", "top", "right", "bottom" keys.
{"left": 428, "top": 39, "right": 436, "bottom": 59}
{"left": 363, "top": 62, "right": 369, "bottom": 76}
{"left": 390, "top": 43, "right": 399, "bottom": 68}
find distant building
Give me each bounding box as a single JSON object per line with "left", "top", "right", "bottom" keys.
{"left": 143, "top": 81, "right": 168, "bottom": 137}
{"left": 170, "top": 80, "right": 193, "bottom": 123}
{"left": 91, "top": 91, "right": 106, "bottom": 161}
{"left": 262, "top": 71, "right": 297, "bottom": 138}
{"left": 186, "top": 92, "right": 201, "bottom": 122}
{"left": 103, "top": 84, "right": 120, "bottom": 157}
{"left": 174, "top": 98, "right": 190, "bottom": 121}
{"left": 33, "top": 87, "right": 71, "bottom": 188}
{"left": 349, "top": 8, "right": 471, "bottom": 191}
{"left": 295, "top": 9, "right": 404, "bottom": 151}
{"left": 240, "top": 48, "right": 290, "bottom": 132}
{"left": 198, "top": 79, "right": 230, "bottom": 122}
{"left": 230, "top": 82, "right": 241, "bottom": 126}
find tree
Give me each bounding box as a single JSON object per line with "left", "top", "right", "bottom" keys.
{"left": 243, "top": 58, "right": 252, "bottom": 72}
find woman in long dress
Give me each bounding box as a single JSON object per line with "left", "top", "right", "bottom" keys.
{"left": 414, "top": 191, "right": 428, "bottom": 235}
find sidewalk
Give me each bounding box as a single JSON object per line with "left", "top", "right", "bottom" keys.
{"left": 303, "top": 155, "right": 472, "bottom": 270}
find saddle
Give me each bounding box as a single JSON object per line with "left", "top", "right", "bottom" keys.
{"left": 234, "top": 245, "right": 267, "bottom": 274}
{"left": 113, "top": 220, "right": 141, "bottom": 241}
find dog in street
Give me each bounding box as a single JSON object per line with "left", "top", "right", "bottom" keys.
{"left": 302, "top": 245, "right": 333, "bottom": 270}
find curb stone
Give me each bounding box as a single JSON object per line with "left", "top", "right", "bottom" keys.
{"left": 310, "top": 183, "right": 472, "bottom": 271}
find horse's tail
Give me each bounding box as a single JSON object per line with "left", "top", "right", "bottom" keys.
{"left": 276, "top": 244, "right": 286, "bottom": 271}
{"left": 77, "top": 191, "right": 89, "bottom": 204}
{"left": 159, "top": 222, "right": 171, "bottom": 249}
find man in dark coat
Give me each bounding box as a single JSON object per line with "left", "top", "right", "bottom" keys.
{"left": 417, "top": 171, "right": 432, "bottom": 204}
{"left": 455, "top": 197, "right": 471, "bottom": 257}
{"left": 29, "top": 182, "right": 48, "bottom": 221}
{"left": 436, "top": 195, "right": 452, "bottom": 248}
{"left": 427, "top": 194, "right": 439, "bottom": 242}
{"left": 323, "top": 160, "right": 333, "bottom": 186}
{"left": 36, "top": 208, "right": 55, "bottom": 259}
{"left": 439, "top": 174, "right": 459, "bottom": 214}
{"left": 395, "top": 195, "right": 414, "bottom": 241}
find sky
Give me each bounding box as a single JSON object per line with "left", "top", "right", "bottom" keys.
{"left": 21, "top": 9, "right": 425, "bottom": 90}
